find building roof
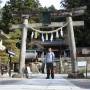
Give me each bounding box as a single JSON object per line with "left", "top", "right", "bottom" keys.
{"left": 41, "top": 40, "right": 68, "bottom": 46}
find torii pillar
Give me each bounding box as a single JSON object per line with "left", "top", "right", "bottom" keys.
{"left": 66, "top": 13, "right": 77, "bottom": 73}
{"left": 19, "top": 15, "right": 29, "bottom": 75}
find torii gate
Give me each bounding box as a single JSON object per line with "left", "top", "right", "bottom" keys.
{"left": 11, "top": 6, "right": 86, "bottom": 76}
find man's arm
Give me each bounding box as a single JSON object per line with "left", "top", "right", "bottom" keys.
{"left": 52, "top": 52, "right": 55, "bottom": 61}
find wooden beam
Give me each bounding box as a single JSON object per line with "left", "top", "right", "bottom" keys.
{"left": 12, "top": 6, "right": 86, "bottom": 18}
{"left": 51, "top": 6, "right": 86, "bottom": 17}
{"left": 51, "top": 10, "right": 85, "bottom": 17}
{"left": 11, "top": 21, "right": 84, "bottom": 30}
{"left": 73, "top": 21, "right": 84, "bottom": 26}
{"left": 10, "top": 24, "right": 24, "bottom": 30}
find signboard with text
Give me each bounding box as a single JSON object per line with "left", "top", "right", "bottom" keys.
{"left": 77, "top": 61, "right": 87, "bottom": 67}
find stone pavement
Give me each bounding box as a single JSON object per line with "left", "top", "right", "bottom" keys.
{"left": 0, "top": 74, "right": 90, "bottom": 90}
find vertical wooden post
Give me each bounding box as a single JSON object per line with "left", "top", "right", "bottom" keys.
{"left": 0, "top": 58, "right": 1, "bottom": 76}
{"left": 66, "top": 13, "right": 77, "bottom": 73}
{"left": 19, "top": 15, "right": 29, "bottom": 75}
{"left": 9, "top": 54, "right": 12, "bottom": 77}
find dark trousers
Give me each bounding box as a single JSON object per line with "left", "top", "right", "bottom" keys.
{"left": 46, "top": 63, "right": 54, "bottom": 78}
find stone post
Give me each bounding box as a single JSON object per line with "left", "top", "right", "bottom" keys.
{"left": 66, "top": 13, "right": 77, "bottom": 73}
{"left": 0, "top": 58, "right": 1, "bottom": 76}
{"left": 19, "top": 15, "right": 29, "bottom": 75}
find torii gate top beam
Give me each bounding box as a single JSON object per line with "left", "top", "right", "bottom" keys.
{"left": 51, "top": 6, "right": 86, "bottom": 17}
{"left": 12, "top": 6, "right": 86, "bottom": 18}
{"left": 11, "top": 6, "right": 86, "bottom": 30}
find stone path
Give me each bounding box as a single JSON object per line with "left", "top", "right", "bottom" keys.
{"left": 0, "top": 74, "right": 89, "bottom": 90}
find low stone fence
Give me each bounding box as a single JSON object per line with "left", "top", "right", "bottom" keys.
{"left": 54, "top": 57, "right": 90, "bottom": 74}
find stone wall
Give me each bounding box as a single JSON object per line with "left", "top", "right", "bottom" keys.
{"left": 54, "top": 57, "right": 90, "bottom": 73}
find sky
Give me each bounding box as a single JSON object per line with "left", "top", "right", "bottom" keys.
{"left": 1, "top": 0, "right": 61, "bottom": 10}
{"left": 39, "top": 0, "right": 61, "bottom": 9}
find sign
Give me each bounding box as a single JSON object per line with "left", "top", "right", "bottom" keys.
{"left": 8, "top": 50, "right": 15, "bottom": 56}
{"left": 82, "top": 48, "right": 90, "bottom": 54}
{"left": 77, "top": 61, "right": 87, "bottom": 67}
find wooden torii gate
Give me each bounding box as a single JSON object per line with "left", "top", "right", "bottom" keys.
{"left": 11, "top": 6, "right": 86, "bottom": 76}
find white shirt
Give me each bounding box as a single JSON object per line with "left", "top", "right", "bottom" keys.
{"left": 45, "top": 52, "right": 55, "bottom": 63}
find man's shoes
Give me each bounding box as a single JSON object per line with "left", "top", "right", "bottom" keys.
{"left": 52, "top": 77, "right": 54, "bottom": 79}
{"left": 46, "top": 77, "right": 49, "bottom": 79}
{"left": 46, "top": 77, "right": 54, "bottom": 79}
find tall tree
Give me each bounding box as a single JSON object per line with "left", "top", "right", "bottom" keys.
{"left": 60, "top": 0, "right": 90, "bottom": 47}
{"left": 48, "top": 5, "right": 56, "bottom": 11}
{"left": 60, "top": 0, "right": 85, "bottom": 9}
{"left": 0, "top": 0, "right": 40, "bottom": 33}
{"left": 0, "top": 4, "right": 12, "bottom": 34}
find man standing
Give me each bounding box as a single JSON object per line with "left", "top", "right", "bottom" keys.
{"left": 45, "top": 48, "right": 55, "bottom": 79}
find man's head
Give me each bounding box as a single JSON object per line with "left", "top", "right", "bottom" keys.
{"left": 48, "top": 48, "right": 52, "bottom": 52}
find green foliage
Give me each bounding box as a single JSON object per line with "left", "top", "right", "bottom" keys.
{"left": 0, "top": 29, "right": 21, "bottom": 64}
{"left": 8, "top": 0, "right": 41, "bottom": 24}
{"left": 4, "top": 39, "right": 20, "bottom": 63}
{"left": 0, "top": 39, "right": 20, "bottom": 64}
{"left": 85, "top": 1, "right": 90, "bottom": 30}
{"left": 9, "top": 29, "right": 21, "bottom": 39}
{"left": 60, "top": 0, "right": 85, "bottom": 9}
{"left": 0, "top": 0, "right": 41, "bottom": 34}
{"left": 60, "top": 0, "right": 90, "bottom": 47}
{"left": 48, "top": 5, "right": 56, "bottom": 11}
{"left": 0, "top": 4, "right": 12, "bottom": 34}
{"left": 42, "top": 11, "right": 51, "bottom": 24}
{"left": 8, "top": 0, "right": 40, "bottom": 12}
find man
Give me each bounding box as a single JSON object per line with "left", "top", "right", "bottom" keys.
{"left": 45, "top": 48, "right": 55, "bottom": 79}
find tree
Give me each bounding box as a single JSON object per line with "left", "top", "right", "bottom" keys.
{"left": 84, "top": 0, "right": 90, "bottom": 30}
{"left": 60, "top": 0, "right": 90, "bottom": 47}
{"left": 0, "top": 4, "right": 12, "bottom": 34}
{"left": 48, "top": 5, "right": 56, "bottom": 11}
{"left": 0, "top": 0, "right": 41, "bottom": 34}
{"left": 60, "top": 0, "right": 85, "bottom": 9}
